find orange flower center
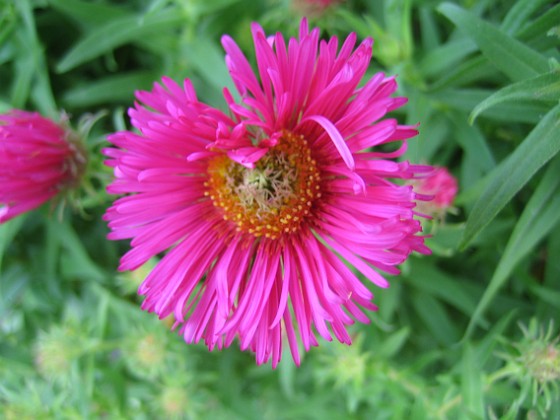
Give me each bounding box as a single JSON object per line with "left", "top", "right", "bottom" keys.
{"left": 205, "top": 131, "right": 321, "bottom": 239}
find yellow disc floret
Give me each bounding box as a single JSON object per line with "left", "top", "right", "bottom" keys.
{"left": 205, "top": 131, "right": 321, "bottom": 239}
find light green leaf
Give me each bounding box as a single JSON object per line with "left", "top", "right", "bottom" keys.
{"left": 470, "top": 70, "right": 560, "bottom": 122}
{"left": 461, "top": 103, "right": 560, "bottom": 248}
{"left": 56, "top": 8, "right": 185, "bottom": 73}
{"left": 465, "top": 154, "right": 560, "bottom": 337}
{"left": 438, "top": 3, "right": 550, "bottom": 82}
{"left": 461, "top": 343, "right": 485, "bottom": 418}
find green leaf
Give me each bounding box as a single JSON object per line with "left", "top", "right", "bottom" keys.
{"left": 62, "top": 71, "right": 158, "bottom": 107}
{"left": 461, "top": 343, "right": 484, "bottom": 418}
{"left": 56, "top": 8, "right": 185, "bottom": 73}
{"left": 433, "top": 89, "right": 548, "bottom": 123}
{"left": 530, "top": 285, "right": 560, "bottom": 310}
{"left": 183, "top": 38, "right": 236, "bottom": 94}
{"left": 187, "top": 0, "right": 241, "bottom": 16}
{"left": 517, "top": 4, "right": 560, "bottom": 42}
{"left": 0, "top": 215, "right": 26, "bottom": 273}
{"left": 452, "top": 111, "right": 495, "bottom": 172}
{"left": 500, "top": 0, "right": 550, "bottom": 35}
{"left": 50, "top": 220, "right": 106, "bottom": 282}
{"left": 48, "top": 0, "right": 129, "bottom": 29}
{"left": 544, "top": 224, "right": 560, "bottom": 287}
{"left": 438, "top": 3, "right": 550, "bottom": 82}
{"left": 461, "top": 103, "right": 560, "bottom": 248}
{"left": 406, "top": 259, "right": 487, "bottom": 326}
{"left": 419, "top": 38, "right": 476, "bottom": 78}
{"left": 418, "top": 6, "right": 441, "bottom": 50}
{"left": 428, "top": 55, "right": 497, "bottom": 91}
{"left": 465, "top": 154, "right": 560, "bottom": 337}
{"left": 411, "top": 290, "right": 460, "bottom": 345}
{"left": 470, "top": 70, "right": 560, "bottom": 122}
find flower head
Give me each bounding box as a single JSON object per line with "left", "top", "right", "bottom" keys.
{"left": 0, "top": 110, "right": 86, "bottom": 223}
{"left": 497, "top": 319, "right": 560, "bottom": 416}
{"left": 413, "top": 166, "right": 457, "bottom": 217}
{"left": 104, "top": 19, "right": 430, "bottom": 367}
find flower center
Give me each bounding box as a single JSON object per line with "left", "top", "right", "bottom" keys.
{"left": 205, "top": 131, "right": 321, "bottom": 239}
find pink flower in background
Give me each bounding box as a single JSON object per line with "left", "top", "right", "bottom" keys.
{"left": 104, "top": 19, "right": 430, "bottom": 367}
{"left": 294, "top": 0, "right": 341, "bottom": 14}
{"left": 0, "top": 110, "right": 85, "bottom": 223}
{"left": 414, "top": 166, "right": 458, "bottom": 216}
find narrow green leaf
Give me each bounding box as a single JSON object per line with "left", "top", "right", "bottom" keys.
{"left": 378, "top": 327, "right": 410, "bottom": 358}
{"left": 452, "top": 112, "right": 495, "bottom": 172}
{"left": 465, "top": 154, "right": 560, "bottom": 337}
{"left": 183, "top": 38, "right": 236, "bottom": 94}
{"left": 0, "top": 266, "right": 29, "bottom": 318}
{"left": 56, "top": 9, "right": 185, "bottom": 73}
{"left": 470, "top": 70, "right": 560, "bottom": 122}
{"left": 530, "top": 285, "right": 560, "bottom": 310}
{"left": 428, "top": 55, "right": 498, "bottom": 91}
{"left": 10, "top": 34, "right": 34, "bottom": 108}
{"left": 517, "top": 4, "right": 560, "bottom": 42}
{"left": 384, "top": 0, "right": 413, "bottom": 58}
{"left": 419, "top": 38, "right": 476, "bottom": 77}
{"left": 438, "top": 3, "right": 550, "bottom": 82}
{"left": 62, "top": 71, "right": 158, "bottom": 107}
{"left": 0, "top": 215, "right": 26, "bottom": 273}
{"left": 474, "top": 311, "right": 516, "bottom": 365}
{"left": 461, "top": 103, "right": 560, "bottom": 248}
{"left": 418, "top": 7, "right": 441, "bottom": 50}
{"left": 433, "top": 89, "right": 548, "bottom": 123}
{"left": 407, "top": 259, "right": 488, "bottom": 326}
{"left": 501, "top": 0, "right": 550, "bottom": 35}
{"left": 48, "top": 0, "right": 129, "bottom": 28}
{"left": 461, "top": 343, "right": 485, "bottom": 418}
{"left": 411, "top": 290, "right": 460, "bottom": 345}
{"left": 544, "top": 224, "right": 560, "bottom": 287}
{"left": 188, "top": 0, "right": 241, "bottom": 15}
{"left": 51, "top": 220, "right": 105, "bottom": 282}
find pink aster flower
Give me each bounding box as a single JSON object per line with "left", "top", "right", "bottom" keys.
{"left": 0, "top": 110, "right": 86, "bottom": 223}
{"left": 413, "top": 166, "right": 458, "bottom": 217}
{"left": 104, "top": 19, "right": 431, "bottom": 367}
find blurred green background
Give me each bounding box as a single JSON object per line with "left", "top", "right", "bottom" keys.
{"left": 1, "top": 0, "right": 559, "bottom": 418}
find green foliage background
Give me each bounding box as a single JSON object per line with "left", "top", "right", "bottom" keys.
{"left": 1, "top": 0, "right": 559, "bottom": 418}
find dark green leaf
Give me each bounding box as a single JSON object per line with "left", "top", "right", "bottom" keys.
{"left": 500, "top": 0, "right": 550, "bottom": 35}
{"left": 465, "top": 154, "right": 560, "bottom": 336}
{"left": 438, "top": 3, "right": 550, "bottom": 82}
{"left": 461, "top": 103, "right": 560, "bottom": 248}
{"left": 517, "top": 4, "right": 560, "bottom": 42}
{"left": 56, "top": 9, "right": 185, "bottom": 73}
{"left": 62, "top": 71, "right": 158, "bottom": 107}
{"left": 470, "top": 70, "right": 560, "bottom": 122}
